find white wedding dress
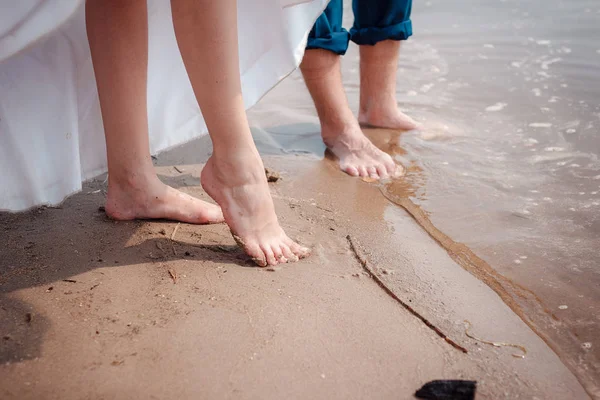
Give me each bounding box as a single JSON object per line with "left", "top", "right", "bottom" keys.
{"left": 0, "top": 0, "right": 327, "bottom": 211}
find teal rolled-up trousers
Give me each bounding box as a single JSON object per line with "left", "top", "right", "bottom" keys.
{"left": 307, "top": 0, "right": 413, "bottom": 55}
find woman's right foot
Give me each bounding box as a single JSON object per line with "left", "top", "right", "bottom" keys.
{"left": 200, "top": 152, "right": 310, "bottom": 267}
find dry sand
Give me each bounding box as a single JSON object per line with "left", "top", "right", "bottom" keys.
{"left": 0, "top": 137, "right": 590, "bottom": 399}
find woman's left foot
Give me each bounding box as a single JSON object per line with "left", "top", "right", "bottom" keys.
{"left": 105, "top": 175, "right": 224, "bottom": 224}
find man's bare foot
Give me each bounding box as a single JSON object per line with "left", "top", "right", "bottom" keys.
{"left": 358, "top": 104, "right": 421, "bottom": 131}
{"left": 105, "top": 175, "right": 224, "bottom": 224}
{"left": 358, "top": 41, "right": 422, "bottom": 131}
{"left": 323, "top": 122, "right": 397, "bottom": 179}
{"left": 200, "top": 152, "right": 310, "bottom": 267}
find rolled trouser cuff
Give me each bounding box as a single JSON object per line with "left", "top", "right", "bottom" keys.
{"left": 350, "top": 20, "right": 412, "bottom": 46}
{"left": 306, "top": 29, "right": 351, "bottom": 55}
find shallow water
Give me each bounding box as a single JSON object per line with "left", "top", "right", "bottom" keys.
{"left": 248, "top": 0, "right": 600, "bottom": 394}
{"left": 395, "top": 0, "right": 600, "bottom": 393}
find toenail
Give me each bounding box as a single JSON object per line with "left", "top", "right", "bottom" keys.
{"left": 252, "top": 257, "right": 267, "bottom": 267}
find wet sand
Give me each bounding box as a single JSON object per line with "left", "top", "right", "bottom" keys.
{"left": 0, "top": 135, "right": 589, "bottom": 399}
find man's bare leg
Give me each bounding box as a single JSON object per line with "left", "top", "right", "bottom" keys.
{"left": 358, "top": 40, "right": 420, "bottom": 130}
{"left": 300, "top": 49, "right": 396, "bottom": 179}
{"left": 86, "top": 0, "right": 223, "bottom": 224}
{"left": 171, "top": 0, "right": 309, "bottom": 266}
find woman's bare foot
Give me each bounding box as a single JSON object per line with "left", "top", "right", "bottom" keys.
{"left": 105, "top": 175, "right": 224, "bottom": 224}
{"left": 322, "top": 122, "right": 397, "bottom": 179}
{"left": 358, "top": 104, "right": 421, "bottom": 131}
{"left": 200, "top": 152, "right": 310, "bottom": 267}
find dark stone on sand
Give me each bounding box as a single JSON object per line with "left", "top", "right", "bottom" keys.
{"left": 415, "top": 380, "right": 476, "bottom": 400}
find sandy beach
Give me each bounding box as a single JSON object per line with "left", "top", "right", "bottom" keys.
{"left": 2, "top": 0, "right": 599, "bottom": 398}
{"left": 0, "top": 133, "right": 590, "bottom": 399}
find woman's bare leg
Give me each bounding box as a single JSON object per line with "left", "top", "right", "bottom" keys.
{"left": 86, "top": 0, "right": 223, "bottom": 224}
{"left": 170, "top": 0, "right": 309, "bottom": 266}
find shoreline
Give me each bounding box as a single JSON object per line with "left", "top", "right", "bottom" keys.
{"left": 381, "top": 183, "right": 597, "bottom": 398}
